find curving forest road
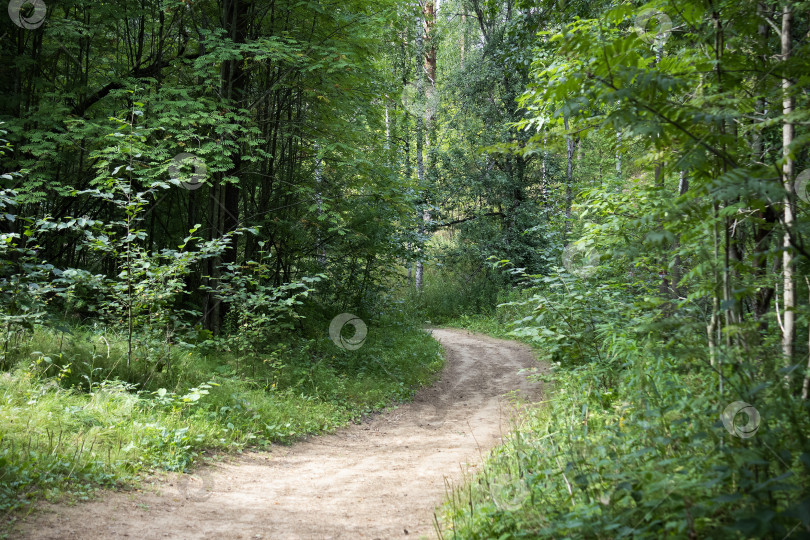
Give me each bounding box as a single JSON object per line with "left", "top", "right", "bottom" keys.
{"left": 16, "top": 329, "right": 544, "bottom": 539}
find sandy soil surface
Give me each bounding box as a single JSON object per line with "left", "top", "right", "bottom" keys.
{"left": 13, "top": 328, "right": 545, "bottom": 540}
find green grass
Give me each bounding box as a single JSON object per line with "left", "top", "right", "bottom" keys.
{"left": 437, "top": 301, "right": 810, "bottom": 539}
{"left": 442, "top": 286, "right": 549, "bottom": 343}
{"left": 443, "top": 313, "right": 514, "bottom": 340}
{"left": 404, "top": 264, "right": 505, "bottom": 325}
{"left": 0, "top": 317, "right": 443, "bottom": 526}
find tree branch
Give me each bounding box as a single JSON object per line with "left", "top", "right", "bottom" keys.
{"left": 434, "top": 211, "right": 505, "bottom": 228}
{"left": 70, "top": 52, "right": 200, "bottom": 117}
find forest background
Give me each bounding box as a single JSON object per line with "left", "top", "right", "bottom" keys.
{"left": 1, "top": 0, "right": 809, "bottom": 537}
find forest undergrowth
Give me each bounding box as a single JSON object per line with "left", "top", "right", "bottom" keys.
{"left": 0, "top": 309, "right": 442, "bottom": 525}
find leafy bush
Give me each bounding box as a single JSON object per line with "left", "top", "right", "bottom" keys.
{"left": 0, "top": 319, "right": 442, "bottom": 517}
{"left": 441, "top": 271, "right": 810, "bottom": 538}
{"left": 407, "top": 261, "right": 508, "bottom": 324}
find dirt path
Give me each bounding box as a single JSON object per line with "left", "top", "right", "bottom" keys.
{"left": 15, "top": 328, "right": 544, "bottom": 540}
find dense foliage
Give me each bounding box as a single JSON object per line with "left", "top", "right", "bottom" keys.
{"left": 432, "top": 0, "right": 810, "bottom": 538}
{"left": 2, "top": 0, "right": 810, "bottom": 537}
{"left": 0, "top": 0, "right": 446, "bottom": 521}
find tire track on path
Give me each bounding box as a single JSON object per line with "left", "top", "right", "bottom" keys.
{"left": 16, "top": 328, "right": 546, "bottom": 540}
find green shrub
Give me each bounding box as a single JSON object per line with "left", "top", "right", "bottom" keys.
{"left": 441, "top": 272, "right": 810, "bottom": 539}
{"left": 0, "top": 318, "right": 442, "bottom": 517}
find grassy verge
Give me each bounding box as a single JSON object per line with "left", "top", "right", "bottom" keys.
{"left": 437, "top": 300, "right": 810, "bottom": 539}
{"left": 443, "top": 314, "right": 516, "bottom": 341}
{"left": 0, "top": 318, "right": 443, "bottom": 526}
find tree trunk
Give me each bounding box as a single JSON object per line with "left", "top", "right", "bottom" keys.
{"left": 781, "top": 4, "right": 795, "bottom": 364}
{"left": 563, "top": 117, "right": 574, "bottom": 242}
{"left": 615, "top": 122, "right": 622, "bottom": 178}
{"left": 415, "top": 1, "right": 436, "bottom": 292}
{"left": 670, "top": 171, "right": 689, "bottom": 297}
{"left": 315, "top": 142, "right": 326, "bottom": 266}
{"left": 460, "top": 7, "right": 467, "bottom": 68}
{"left": 211, "top": 0, "right": 249, "bottom": 333}
{"left": 749, "top": 3, "right": 776, "bottom": 324}
{"left": 400, "top": 27, "right": 413, "bottom": 282}
{"left": 803, "top": 278, "right": 810, "bottom": 399}
{"left": 414, "top": 9, "right": 426, "bottom": 291}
